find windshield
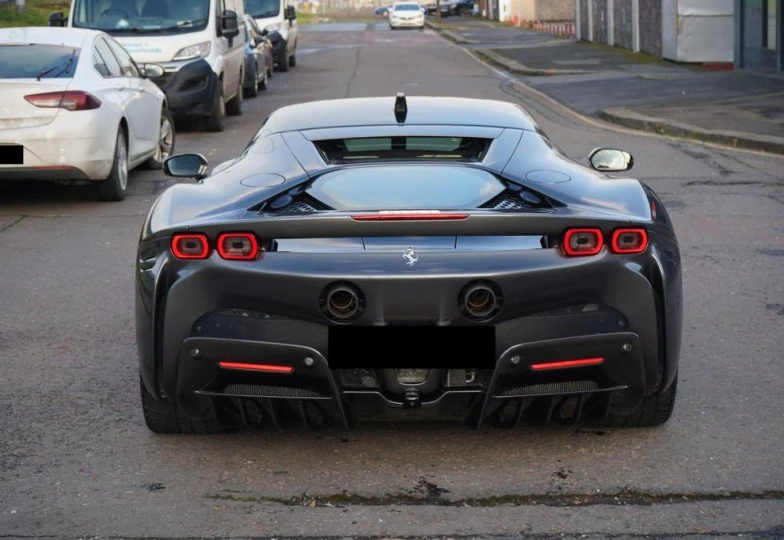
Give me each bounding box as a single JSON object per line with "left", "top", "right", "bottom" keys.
{"left": 244, "top": 0, "right": 281, "bottom": 19}
{"left": 0, "top": 45, "right": 79, "bottom": 79}
{"left": 394, "top": 4, "right": 420, "bottom": 10}
{"left": 72, "top": 0, "right": 210, "bottom": 34}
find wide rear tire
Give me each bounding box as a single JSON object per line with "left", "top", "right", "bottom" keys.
{"left": 604, "top": 372, "right": 678, "bottom": 427}
{"left": 97, "top": 128, "right": 128, "bottom": 202}
{"left": 140, "top": 376, "right": 229, "bottom": 434}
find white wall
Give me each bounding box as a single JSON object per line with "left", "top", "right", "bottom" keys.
{"left": 661, "top": 0, "right": 734, "bottom": 62}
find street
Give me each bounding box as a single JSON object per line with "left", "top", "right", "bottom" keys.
{"left": 1, "top": 22, "right": 783, "bottom": 538}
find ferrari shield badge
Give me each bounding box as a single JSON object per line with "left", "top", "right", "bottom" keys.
{"left": 402, "top": 247, "right": 418, "bottom": 267}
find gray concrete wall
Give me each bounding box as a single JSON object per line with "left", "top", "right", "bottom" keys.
{"left": 534, "top": 0, "right": 573, "bottom": 20}
{"left": 638, "top": 0, "right": 662, "bottom": 56}
{"left": 579, "top": 0, "right": 590, "bottom": 40}
{"left": 591, "top": 0, "right": 609, "bottom": 43}
{"left": 613, "top": 0, "right": 633, "bottom": 49}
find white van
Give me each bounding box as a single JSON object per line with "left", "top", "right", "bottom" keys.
{"left": 244, "top": 0, "right": 297, "bottom": 71}
{"left": 50, "top": 0, "right": 247, "bottom": 132}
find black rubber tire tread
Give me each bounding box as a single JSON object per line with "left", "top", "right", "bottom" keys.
{"left": 289, "top": 52, "right": 296, "bottom": 67}
{"left": 140, "top": 376, "right": 227, "bottom": 434}
{"left": 143, "top": 108, "right": 175, "bottom": 169}
{"left": 277, "top": 48, "right": 290, "bottom": 72}
{"left": 226, "top": 79, "right": 243, "bottom": 116}
{"left": 204, "top": 83, "right": 225, "bottom": 132}
{"left": 244, "top": 66, "right": 259, "bottom": 98}
{"left": 605, "top": 372, "right": 678, "bottom": 428}
{"left": 97, "top": 128, "right": 127, "bottom": 202}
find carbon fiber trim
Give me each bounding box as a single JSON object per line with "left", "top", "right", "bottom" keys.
{"left": 497, "top": 380, "right": 599, "bottom": 397}
{"left": 495, "top": 304, "right": 627, "bottom": 356}
{"left": 220, "top": 383, "right": 329, "bottom": 398}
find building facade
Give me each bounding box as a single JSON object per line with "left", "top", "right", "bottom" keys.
{"left": 574, "top": 0, "right": 782, "bottom": 70}
{"left": 479, "top": 0, "right": 572, "bottom": 23}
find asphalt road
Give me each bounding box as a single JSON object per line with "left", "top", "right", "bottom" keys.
{"left": 1, "top": 22, "right": 783, "bottom": 539}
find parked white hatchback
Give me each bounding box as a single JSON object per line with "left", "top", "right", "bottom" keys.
{"left": 389, "top": 2, "right": 425, "bottom": 29}
{"left": 0, "top": 27, "right": 175, "bottom": 201}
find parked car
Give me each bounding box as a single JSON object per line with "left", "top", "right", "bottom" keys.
{"left": 245, "top": 0, "right": 298, "bottom": 72}
{"left": 49, "top": 0, "right": 247, "bottom": 133}
{"left": 0, "top": 27, "right": 175, "bottom": 201}
{"left": 389, "top": 1, "right": 425, "bottom": 29}
{"left": 376, "top": 3, "right": 426, "bottom": 15}
{"left": 242, "top": 14, "right": 272, "bottom": 97}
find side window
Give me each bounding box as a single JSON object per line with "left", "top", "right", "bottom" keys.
{"left": 105, "top": 38, "right": 140, "bottom": 77}
{"left": 93, "top": 38, "right": 122, "bottom": 77}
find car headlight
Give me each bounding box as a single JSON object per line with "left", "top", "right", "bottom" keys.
{"left": 172, "top": 41, "right": 210, "bottom": 61}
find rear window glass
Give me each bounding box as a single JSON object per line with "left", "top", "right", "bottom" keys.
{"left": 315, "top": 136, "right": 491, "bottom": 163}
{"left": 0, "top": 45, "right": 80, "bottom": 79}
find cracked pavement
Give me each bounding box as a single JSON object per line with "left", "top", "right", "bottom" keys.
{"left": 0, "top": 21, "right": 783, "bottom": 539}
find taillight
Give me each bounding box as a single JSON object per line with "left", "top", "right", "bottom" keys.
{"left": 217, "top": 233, "right": 258, "bottom": 260}
{"left": 562, "top": 228, "right": 603, "bottom": 256}
{"left": 171, "top": 234, "right": 210, "bottom": 259}
{"left": 611, "top": 228, "right": 648, "bottom": 254}
{"left": 24, "top": 91, "right": 101, "bottom": 111}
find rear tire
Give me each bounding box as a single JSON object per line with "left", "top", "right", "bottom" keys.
{"left": 226, "top": 80, "right": 243, "bottom": 116}
{"left": 277, "top": 48, "right": 290, "bottom": 72}
{"left": 258, "top": 65, "right": 268, "bottom": 90}
{"left": 244, "top": 66, "right": 259, "bottom": 98}
{"left": 97, "top": 128, "right": 128, "bottom": 202}
{"left": 204, "top": 82, "right": 225, "bottom": 132}
{"left": 140, "top": 376, "right": 228, "bottom": 434}
{"left": 289, "top": 52, "right": 296, "bottom": 67}
{"left": 604, "top": 372, "right": 678, "bottom": 427}
{"left": 143, "top": 108, "right": 175, "bottom": 169}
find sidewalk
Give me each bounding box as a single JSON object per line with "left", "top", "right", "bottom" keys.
{"left": 426, "top": 17, "right": 784, "bottom": 154}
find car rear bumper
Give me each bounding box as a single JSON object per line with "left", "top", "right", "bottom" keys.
{"left": 137, "top": 247, "right": 674, "bottom": 428}
{"left": 0, "top": 113, "right": 114, "bottom": 180}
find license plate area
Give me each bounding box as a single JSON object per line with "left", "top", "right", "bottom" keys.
{"left": 328, "top": 326, "right": 496, "bottom": 369}
{"left": 0, "top": 145, "right": 23, "bottom": 165}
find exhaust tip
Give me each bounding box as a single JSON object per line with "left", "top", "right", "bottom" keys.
{"left": 321, "top": 282, "right": 364, "bottom": 322}
{"left": 459, "top": 281, "right": 502, "bottom": 321}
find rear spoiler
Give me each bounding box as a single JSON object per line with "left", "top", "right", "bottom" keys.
{"left": 155, "top": 210, "right": 650, "bottom": 241}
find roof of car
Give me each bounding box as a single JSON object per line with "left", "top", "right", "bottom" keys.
{"left": 0, "top": 27, "right": 103, "bottom": 48}
{"left": 265, "top": 96, "right": 539, "bottom": 132}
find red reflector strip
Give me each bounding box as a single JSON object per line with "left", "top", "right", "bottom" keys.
{"left": 352, "top": 212, "right": 469, "bottom": 221}
{"left": 530, "top": 357, "right": 605, "bottom": 371}
{"left": 218, "top": 361, "right": 294, "bottom": 373}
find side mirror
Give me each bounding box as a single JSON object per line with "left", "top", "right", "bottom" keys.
{"left": 48, "top": 11, "right": 66, "bottom": 26}
{"left": 140, "top": 63, "right": 165, "bottom": 78}
{"left": 260, "top": 28, "right": 269, "bottom": 36}
{"left": 588, "top": 148, "right": 634, "bottom": 172}
{"left": 163, "top": 154, "right": 208, "bottom": 179}
{"left": 220, "top": 10, "right": 240, "bottom": 38}
{"left": 253, "top": 36, "right": 264, "bottom": 45}
{"left": 285, "top": 5, "right": 296, "bottom": 19}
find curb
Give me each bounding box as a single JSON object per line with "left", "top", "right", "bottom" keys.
{"left": 424, "top": 20, "right": 477, "bottom": 44}
{"left": 476, "top": 48, "right": 597, "bottom": 76}
{"left": 597, "top": 108, "right": 784, "bottom": 156}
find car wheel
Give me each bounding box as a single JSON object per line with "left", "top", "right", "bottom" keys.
{"left": 140, "top": 375, "right": 230, "bottom": 434}
{"left": 204, "top": 82, "right": 225, "bottom": 132}
{"left": 244, "top": 66, "right": 259, "bottom": 98}
{"left": 143, "top": 108, "right": 175, "bottom": 170}
{"left": 97, "top": 127, "right": 128, "bottom": 202}
{"left": 289, "top": 52, "right": 296, "bottom": 67}
{"left": 258, "top": 64, "right": 268, "bottom": 91}
{"left": 604, "top": 372, "right": 678, "bottom": 427}
{"left": 226, "top": 78, "right": 243, "bottom": 116}
{"left": 277, "top": 48, "right": 290, "bottom": 72}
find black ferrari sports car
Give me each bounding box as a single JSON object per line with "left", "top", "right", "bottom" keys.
{"left": 136, "top": 94, "right": 682, "bottom": 434}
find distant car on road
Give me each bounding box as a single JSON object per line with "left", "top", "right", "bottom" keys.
{"left": 243, "top": 14, "right": 272, "bottom": 97}
{"left": 389, "top": 1, "right": 425, "bottom": 29}
{"left": 135, "top": 94, "right": 682, "bottom": 434}
{"left": 375, "top": 3, "right": 426, "bottom": 15}
{"left": 0, "top": 27, "right": 175, "bottom": 201}
{"left": 246, "top": 0, "right": 299, "bottom": 72}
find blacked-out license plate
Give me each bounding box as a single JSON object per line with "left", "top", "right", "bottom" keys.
{"left": 0, "top": 145, "right": 23, "bottom": 165}
{"left": 328, "top": 326, "right": 496, "bottom": 368}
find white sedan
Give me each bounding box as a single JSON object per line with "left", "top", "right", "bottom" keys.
{"left": 0, "top": 27, "right": 175, "bottom": 201}
{"left": 389, "top": 2, "right": 426, "bottom": 29}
